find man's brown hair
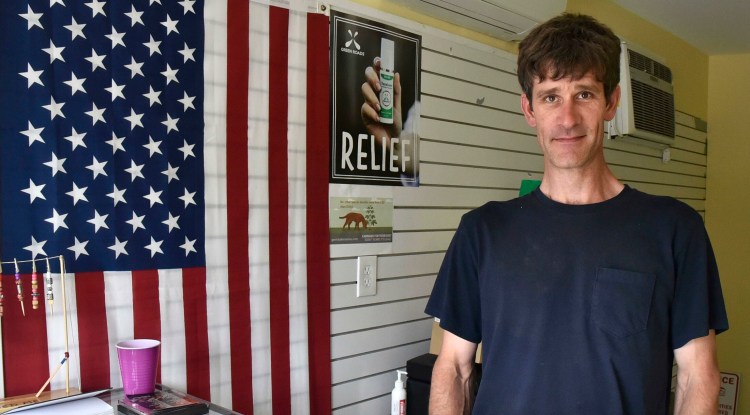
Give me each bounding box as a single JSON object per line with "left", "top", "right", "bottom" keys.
{"left": 517, "top": 13, "right": 621, "bottom": 105}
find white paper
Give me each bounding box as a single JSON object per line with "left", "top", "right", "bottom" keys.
{"left": 6, "top": 397, "right": 112, "bottom": 415}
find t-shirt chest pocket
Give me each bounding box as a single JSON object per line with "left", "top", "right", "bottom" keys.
{"left": 591, "top": 267, "right": 656, "bottom": 337}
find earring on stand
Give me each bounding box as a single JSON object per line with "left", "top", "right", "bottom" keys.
{"left": 32, "top": 260, "right": 39, "bottom": 310}
{"left": 45, "top": 257, "right": 54, "bottom": 314}
{"left": 14, "top": 258, "right": 25, "bottom": 316}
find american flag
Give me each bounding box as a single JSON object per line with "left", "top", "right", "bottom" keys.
{"left": 0, "top": 1, "right": 331, "bottom": 414}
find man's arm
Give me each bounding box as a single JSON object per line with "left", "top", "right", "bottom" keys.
{"left": 429, "top": 330, "right": 478, "bottom": 415}
{"left": 673, "top": 330, "right": 720, "bottom": 415}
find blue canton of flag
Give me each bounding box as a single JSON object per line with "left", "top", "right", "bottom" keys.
{"left": 0, "top": 0, "right": 205, "bottom": 273}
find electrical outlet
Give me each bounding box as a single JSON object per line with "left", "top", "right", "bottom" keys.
{"left": 356, "top": 256, "right": 377, "bottom": 297}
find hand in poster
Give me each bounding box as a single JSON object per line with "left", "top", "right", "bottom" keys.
{"left": 361, "top": 57, "right": 402, "bottom": 148}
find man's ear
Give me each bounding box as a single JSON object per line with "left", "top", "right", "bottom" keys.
{"left": 604, "top": 85, "right": 621, "bottom": 122}
{"left": 521, "top": 94, "right": 537, "bottom": 128}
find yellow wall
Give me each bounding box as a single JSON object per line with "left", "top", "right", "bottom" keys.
{"left": 707, "top": 53, "right": 750, "bottom": 413}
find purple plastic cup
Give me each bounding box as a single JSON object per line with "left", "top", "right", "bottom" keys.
{"left": 116, "top": 339, "right": 161, "bottom": 396}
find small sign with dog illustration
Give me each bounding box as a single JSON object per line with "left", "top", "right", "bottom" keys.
{"left": 329, "top": 197, "right": 393, "bottom": 244}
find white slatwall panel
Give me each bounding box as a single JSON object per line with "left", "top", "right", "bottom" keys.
{"left": 327, "top": 4, "right": 710, "bottom": 413}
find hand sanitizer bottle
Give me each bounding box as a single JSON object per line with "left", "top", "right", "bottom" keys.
{"left": 391, "top": 370, "right": 407, "bottom": 415}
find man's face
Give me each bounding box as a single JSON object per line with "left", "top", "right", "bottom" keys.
{"left": 521, "top": 71, "right": 620, "bottom": 172}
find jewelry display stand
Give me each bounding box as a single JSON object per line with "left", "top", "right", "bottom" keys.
{"left": 0, "top": 255, "right": 81, "bottom": 414}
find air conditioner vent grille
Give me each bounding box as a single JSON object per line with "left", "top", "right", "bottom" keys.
{"left": 631, "top": 79, "right": 675, "bottom": 138}
{"left": 628, "top": 49, "right": 672, "bottom": 83}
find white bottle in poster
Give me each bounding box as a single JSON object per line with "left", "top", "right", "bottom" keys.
{"left": 379, "top": 38, "right": 395, "bottom": 124}
{"left": 391, "top": 370, "right": 407, "bottom": 415}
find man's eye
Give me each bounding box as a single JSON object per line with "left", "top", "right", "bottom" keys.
{"left": 579, "top": 91, "right": 593, "bottom": 99}
{"left": 543, "top": 96, "right": 557, "bottom": 103}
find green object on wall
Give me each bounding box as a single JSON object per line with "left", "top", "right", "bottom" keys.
{"left": 519, "top": 179, "right": 541, "bottom": 196}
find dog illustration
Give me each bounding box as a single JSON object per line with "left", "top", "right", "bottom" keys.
{"left": 340, "top": 212, "right": 368, "bottom": 229}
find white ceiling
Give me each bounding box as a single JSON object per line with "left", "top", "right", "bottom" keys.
{"left": 611, "top": 0, "right": 750, "bottom": 55}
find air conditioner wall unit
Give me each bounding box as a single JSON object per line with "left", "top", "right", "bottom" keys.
{"left": 608, "top": 41, "right": 675, "bottom": 148}
{"left": 391, "top": 0, "right": 567, "bottom": 40}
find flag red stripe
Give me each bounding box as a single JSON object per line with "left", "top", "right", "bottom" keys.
{"left": 226, "top": 0, "right": 253, "bottom": 413}
{"left": 1, "top": 274, "right": 49, "bottom": 396}
{"left": 182, "top": 267, "right": 211, "bottom": 400}
{"left": 268, "top": 6, "right": 292, "bottom": 415}
{"left": 132, "top": 270, "right": 162, "bottom": 383}
{"left": 305, "top": 13, "right": 332, "bottom": 415}
{"left": 75, "top": 271, "right": 111, "bottom": 391}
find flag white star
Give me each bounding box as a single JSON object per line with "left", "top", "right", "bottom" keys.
{"left": 162, "top": 212, "right": 180, "bottom": 232}
{"left": 42, "top": 40, "right": 65, "bottom": 63}
{"left": 43, "top": 152, "right": 67, "bottom": 176}
{"left": 180, "top": 236, "right": 197, "bottom": 256}
{"left": 125, "top": 108, "right": 144, "bottom": 130}
{"left": 24, "top": 236, "right": 47, "bottom": 258}
{"left": 63, "top": 72, "right": 86, "bottom": 95}
{"left": 86, "top": 0, "right": 107, "bottom": 17}
{"left": 68, "top": 237, "right": 90, "bottom": 259}
{"left": 22, "top": 179, "right": 46, "bottom": 203}
{"left": 85, "top": 102, "right": 106, "bottom": 125}
{"left": 161, "top": 64, "right": 179, "bottom": 84}
{"left": 125, "top": 56, "right": 144, "bottom": 78}
{"left": 143, "top": 35, "right": 162, "bottom": 56}
{"left": 66, "top": 182, "right": 88, "bottom": 205}
{"left": 109, "top": 237, "right": 128, "bottom": 258}
{"left": 126, "top": 212, "right": 146, "bottom": 232}
{"left": 144, "top": 186, "right": 163, "bottom": 207}
{"left": 178, "top": 139, "right": 195, "bottom": 159}
{"left": 143, "top": 85, "right": 162, "bottom": 106}
{"left": 45, "top": 208, "right": 69, "bottom": 232}
{"left": 161, "top": 15, "right": 179, "bottom": 35}
{"left": 86, "top": 156, "right": 108, "bottom": 179}
{"left": 162, "top": 113, "right": 179, "bottom": 133}
{"left": 64, "top": 127, "right": 87, "bottom": 150}
{"left": 87, "top": 210, "right": 109, "bottom": 233}
{"left": 106, "top": 27, "right": 126, "bottom": 49}
{"left": 106, "top": 131, "right": 125, "bottom": 153}
{"left": 178, "top": 91, "right": 196, "bottom": 111}
{"left": 179, "top": 189, "right": 196, "bottom": 207}
{"left": 86, "top": 48, "right": 107, "bottom": 71}
{"left": 19, "top": 64, "right": 44, "bottom": 88}
{"left": 178, "top": 0, "right": 196, "bottom": 14}
{"left": 42, "top": 96, "right": 66, "bottom": 119}
{"left": 125, "top": 160, "right": 145, "bottom": 181}
{"left": 105, "top": 79, "right": 126, "bottom": 101}
{"left": 150, "top": 0, "right": 162, "bottom": 5}
{"left": 178, "top": 42, "right": 196, "bottom": 63}
{"left": 19, "top": 5, "right": 44, "bottom": 30}
{"left": 162, "top": 163, "right": 179, "bottom": 183}
{"left": 143, "top": 136, "right": 163, "bottom": 157}
{"left": 64, "top": 16, "right": 86, "bottom": 40}
{"left": 21, "top": 121, "right": 45, "bottom": 146}
{"left": 50, "top": 0, "right": 66, "bottom": 7}
{"left": 145, "top": 237, "right": 164, "bottom": 258}
{"left": 107, "top": 184, "right": 127, "bottom": 206}
{"left": 125, "top": 5, "right": 144, "bottom": 26}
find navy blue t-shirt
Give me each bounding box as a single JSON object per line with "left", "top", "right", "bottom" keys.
{"left": 425, "top": 186, "right": 728, "bottom": 414}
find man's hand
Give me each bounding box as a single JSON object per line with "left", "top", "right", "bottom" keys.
{"left": 361, "top": 57, "right": 402, "bottom": 148}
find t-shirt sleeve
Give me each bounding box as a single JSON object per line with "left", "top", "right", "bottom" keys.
{"left": 424, "top": 213, "right": 482, "bottom": 344}
{"left": 671, "top": 207, "right": 729, "bottom": 349}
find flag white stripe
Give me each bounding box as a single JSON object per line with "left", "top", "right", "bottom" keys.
{"left": 249, "top": 2, "right": 274, "bottom": 412}
{"left": 288, "top": 6, "right": 311, "bottom": 414}
{"left": 104, "top": 271, "right": 135, "bottom": 389}
{"left": 204, "top": 0, "right": 234, "bottom": 409}
{"left": 159, "top": 269, "right": 187, "bottom": 392}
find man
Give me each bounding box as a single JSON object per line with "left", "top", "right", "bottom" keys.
{"left": 425, "top": 13, "right": 728, "bottom": 415}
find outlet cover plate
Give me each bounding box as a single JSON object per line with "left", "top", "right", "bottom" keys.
{"left": 357, "top": 256, "right": 377, "bottom": 297}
